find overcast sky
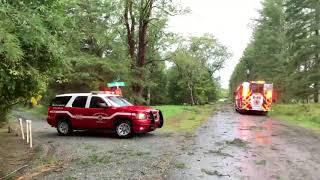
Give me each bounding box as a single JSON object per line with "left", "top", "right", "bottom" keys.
{"left": 167, "top": 0, "right": 262, "bottom": 89}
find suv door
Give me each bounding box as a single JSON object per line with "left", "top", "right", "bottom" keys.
{"left": 87, "top": 96, "right": 113, "bottom": 129}
{"left": 70, "top": 96, "right": 95, "bottom": 129}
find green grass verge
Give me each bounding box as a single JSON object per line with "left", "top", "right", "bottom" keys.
{"left": 269, "top": 104, "right": 320, "bottom": 131}
{"left": 154, "top": 105, "right": 216, "bottom": 132}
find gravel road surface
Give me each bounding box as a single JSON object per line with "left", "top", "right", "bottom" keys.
{"left": 11, "top": 106, "right": 320, "bottom": 180}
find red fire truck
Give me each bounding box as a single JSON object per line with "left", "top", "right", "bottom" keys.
{"left": 234, "top": 81, "right": 273, "bottom": 114}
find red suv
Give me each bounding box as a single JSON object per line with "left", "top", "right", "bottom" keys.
{"left": 47, "top": 92, "right": 164, "bottom": 138}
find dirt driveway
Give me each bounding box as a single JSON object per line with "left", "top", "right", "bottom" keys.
{"left": 165, "top": 107, "right": 320, "bottom": 180}
{"left": 11, "top": 110, "right": 189, "bottom": 180}
{"left": 8, "top": 106, "right": 320, "bottom": 180}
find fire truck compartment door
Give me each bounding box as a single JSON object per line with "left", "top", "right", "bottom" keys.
{"left": 250, "top": 93, "right": 263, "bottom": 110}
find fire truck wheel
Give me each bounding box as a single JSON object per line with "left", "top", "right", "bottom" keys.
{"left": 57, "top": 120, "right": 72, "bottom": 136}
{"left": 116, "top": 120, "right": 132, "bottom": 138}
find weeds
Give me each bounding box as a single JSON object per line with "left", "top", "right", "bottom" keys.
{"left": 201, "top": 169, "right": 229, "bottom": 177}
{"left": 206, "top": 147, "right": 234, "bottom": 158}
{"left": 254, "top": 159, "right": 266, "bottom": 166}
{"left": 226, "top": 138, "right": 248, "bottom": 147}
{"left": 175, "top": 162, "right": 186, "bottom": 169}
{"left": 270, "top": 104, "right": 320, "bottom": 130}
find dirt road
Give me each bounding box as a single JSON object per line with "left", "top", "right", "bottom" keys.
{"left": 8, "top": 106, "right": 320, "bottom": 180}
{"left": 165, "top": 107, "right": 320, "bottom": 180}
{"left": 11, "top": 110, "right": 188, "bottom": 180}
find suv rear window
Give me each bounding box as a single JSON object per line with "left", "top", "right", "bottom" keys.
{"left": 72, "top": 96, "right": 88, "bottom": 108}
{"left": 50, "top": 96, "right": 72, "bottom": 107}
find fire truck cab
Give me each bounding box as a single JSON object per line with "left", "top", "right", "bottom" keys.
{"left": 234, "top": 81, "right": 273, "bottom": 114}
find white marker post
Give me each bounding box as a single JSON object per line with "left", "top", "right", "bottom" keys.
{"left": 26, "top": 120, "right": 32, "bottom": 148}
{"left": 26, "top": 120, "right": 29, "bottom": 143}
{"left": 19, "top": 118, "right": 25, "bottom": 140}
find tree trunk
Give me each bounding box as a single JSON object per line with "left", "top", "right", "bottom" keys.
{"left": 187, "top": 82, "right": 195, "bottom": 106}
{"left": 124, "top": 0, "right": 135, "bottom": 61}
{"left": 124, "top": 0, "right": 154, "bottom": 97}
{"left": 314, "top": 82, "right": 319, "bottom": 103}
{"left": 0, "top": 107, "right": 9, "bottom": 124}
{"left": 315, "top": 4, "right": 320, "bottom": 103}
{"left": 147, "top": 86, "right": 151, "bottom": 106}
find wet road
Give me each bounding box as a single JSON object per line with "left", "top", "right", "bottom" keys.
{"left": 165, "top": 107, "right": 320, "bottom": 180}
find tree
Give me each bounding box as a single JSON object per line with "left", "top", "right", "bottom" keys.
{"left": 229, "top": 0, "right": 289, "bottom": 101}
{"left": 0, "top": 1, "right": 65, "bottom": 122}
{"left": 169, "top": 35, "right": 230, "bottom": 105}
{"left": 48, "top": 0, "right": 131, "bottom": 97}
{"left": 123, "top": 0, "right": 183, "bottom": 101}
{"left": 285, "top": 0, "right": 320, "bottom": 102}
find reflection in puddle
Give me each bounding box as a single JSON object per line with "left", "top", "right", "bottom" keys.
{"left": 237, "top": 115, "right": 277, "bottom": 180}
{"left": 237, "top": 115, "right": 273, "bottom": 145}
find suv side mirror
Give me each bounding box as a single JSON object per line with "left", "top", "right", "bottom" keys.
{"left": 98, "top": 102, "right": 108, "bottom": 108}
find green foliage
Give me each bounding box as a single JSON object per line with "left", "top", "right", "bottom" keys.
{"left": 0, "top": 0, "right": 229, "bottom": 120}
{"left": 0, "top": 1, "right": 64, "bottom": 121}
{"left": 230, "top": 0, "right": 320, "bottom": 103}
{"left": 167, "top": 35, "right": 230, "bottom": 105}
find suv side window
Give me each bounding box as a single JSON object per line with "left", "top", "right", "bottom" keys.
{"left": 72, "top": 96, "right": 88, "bottom": 108}
{"left": 50, "top": 96, "right": 72, "bottom": 107}
{"left": 90, "top": 97, "right": 106, "bottom": 108}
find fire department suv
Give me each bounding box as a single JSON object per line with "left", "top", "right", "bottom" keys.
{"left": 47, "top": 92, "right": 164, "bottom": 138}
{"left": 234, "top": 81, "right": 273, "bottom": 114}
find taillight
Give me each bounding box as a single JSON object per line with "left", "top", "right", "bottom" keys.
{"left": 242, "top": 82, "right": 250, "bottom": 98}
{"left": 242, "top": 87, "right": 249, "bottom": 97}
{"left": 266, "top": 90, "right": 272, "bottom": 99}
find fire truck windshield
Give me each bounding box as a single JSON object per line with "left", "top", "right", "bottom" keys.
{"left": 250, "top": 83, "right": 264, "bottom": 93}
{"left": 107, "top": 96, "right": 133, "bottom": 107}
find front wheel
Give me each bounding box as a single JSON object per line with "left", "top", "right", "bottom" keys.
{"left": 116, "top": 121, "right": 132, "bottom": 138}
{"left": 57, "top": 120, "right": 72, "bottom": 136}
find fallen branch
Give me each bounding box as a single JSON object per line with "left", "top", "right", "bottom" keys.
{"left": 0, "top": 164, "right": 29, "bottom": 180}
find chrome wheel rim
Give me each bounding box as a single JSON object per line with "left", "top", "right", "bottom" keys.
{"left": 58, "top": 121, "right": 69, "bottom": 134}
{"left": 116, "top": 123, "right": 131, "bottom": 136}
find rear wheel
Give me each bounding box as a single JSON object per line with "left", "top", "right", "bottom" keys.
{"left": 57, "top": 120, "right": 72, "bottom": 136}
{"left": 116, "top": 120, "right": 132, "bottom": 138}
{"left": 158, "top": 111, "right": 164, "bottom": 128}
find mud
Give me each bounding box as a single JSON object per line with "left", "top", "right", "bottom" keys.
{"left": 165, "top": 107, "right": 320, "bottom": 180}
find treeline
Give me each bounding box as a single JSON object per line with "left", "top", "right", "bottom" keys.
{"left": 0, "top": 0, "right": 229, "bottom": 122}
{"left": 230, "top": 0, "right": 320, "bottom": 103}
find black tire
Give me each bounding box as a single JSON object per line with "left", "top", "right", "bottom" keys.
{"left": 57, "top": 119, "right": 72, "bottom": 136}
{"left": 115, "top": 120, "right": 132, "bottom": 138}
{"left": 158, "top": 110, "right": 164, "bottom": 128}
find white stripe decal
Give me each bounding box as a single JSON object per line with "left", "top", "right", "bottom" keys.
{"left": 49, "top": 111, "right": 132, "bottom": 120}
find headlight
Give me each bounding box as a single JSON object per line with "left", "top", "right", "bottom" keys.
{"left": 136, "top": 113, "right": 147, "bottom": 120}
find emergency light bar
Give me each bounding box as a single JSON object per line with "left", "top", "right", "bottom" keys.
{"left": 91, "top": 91, "right": 116, "bottom": 95}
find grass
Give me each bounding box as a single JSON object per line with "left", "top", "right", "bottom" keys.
{"left": 269, "top": 103, "right": 320, "bottom": 131}
{"left": 175, "top": 162, "right": 186, "bottom": 169}
{"left": 154, "top": 105, "right": 216, "bottom": 132}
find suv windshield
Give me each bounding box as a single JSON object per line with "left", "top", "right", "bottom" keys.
{"left": 107, "top": 96, "right": 133, "bottom": 107}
